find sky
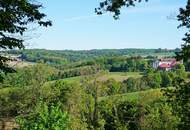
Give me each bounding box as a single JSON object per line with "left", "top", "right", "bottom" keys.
{"left": 26, "top": 0, "right": 187, "bottom": 50}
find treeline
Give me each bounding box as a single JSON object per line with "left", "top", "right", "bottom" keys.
{"left": 5, "top": 48, "right": 175, "bottom": 64}
{"left": 1, "top": 64, "right": 101, "bottom": 87}
{"left": 96, "top": 56, "right": 151, "bottom": 72}
{"left": 53, "top": 56, "right": 153, "bottom": 73}
{"left": 54, "top": 65, "right": 101, "bottom": 79}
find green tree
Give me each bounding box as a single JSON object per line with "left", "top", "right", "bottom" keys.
{"left": 184, "top": 60, "right": 190, "bottom": 71}
{"left": 141, "top": 100, "right": 179, "bottom": 130}
{"left": 174, "top": 64, "right": 186, "bottom": 79}
{"left": 104, "top": 78, "right": 121, "bottom": 95}
{"left": 42, "top": 80, "right": 89, "bottom": 130}
{"left": 161, "top": 72, "right": 172, "bottom": 88}
{"left": 143, "top": 72, "right": 162, "bottom": 89}
{"left": 176, "top": 0, "right": 190, "bottom": 61}
{"left": 16, "top": 101, "right": 70, "bottom": 130}
{"left": 99, "top": 100, "right": 145, "bottom": 130}
{"left": 121, "top": 77, "right": 147, "bottom": 93}
{"left": 83, "top": 77, "right": 106, "bottom": 129}
{"left": 0, "top": 0, "right": 51, "bottom": 81}
{"left": 96, "top": 0, "right": 148, "bottom": 19}
{"left": 4, "top": 64, "right": 57, "bottom": 87}
{"left": 153, "top": 73, "right": 162, "bottom": 88}
{"left": 164, "top": 79, "right": 190, "bottom": 130}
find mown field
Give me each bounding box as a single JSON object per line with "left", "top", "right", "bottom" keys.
{"left": 62, "top": 72, "right": 142, "bottom": 82}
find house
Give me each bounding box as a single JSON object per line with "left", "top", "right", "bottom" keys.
{"left": 153, "top": 58, "right": 183, "bottom": 71}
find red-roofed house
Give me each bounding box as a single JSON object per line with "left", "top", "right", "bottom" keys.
{"left": 153, "top": 58, "right": 183, "bottom": 71}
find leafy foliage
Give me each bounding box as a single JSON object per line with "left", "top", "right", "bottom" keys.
{"left": 16, "top": 102, "right": 70, "bottom": 130}
{"left": 99, "top": 100, "right": 144, "bottom": 130}
{"left": 176, "top": 0, "right": 190, "bottom": 61}
{"left": 141, "top": 99, "right": 179, "bottom": 130}
{"left": 164, "top": 79, "right": 190, "bottom": 130}
{"left": 96, "top": 0, "right": 148, "bottom": 19}
{"left": 3, "top": 64, "right": 57, "bottom": 87}
{"left": 0, "top": 0, "right": 51, "bottom": 80}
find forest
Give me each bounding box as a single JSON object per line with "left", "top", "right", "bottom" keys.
{"left": 0, "top": 0, "right": 190, "bottom": 130}
{"left": 0, "top": 49, "right": 190, "bottom": 130}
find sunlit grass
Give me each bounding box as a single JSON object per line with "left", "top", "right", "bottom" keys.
{"left": 99, "top": 89, "right": 163, "bottom": 105}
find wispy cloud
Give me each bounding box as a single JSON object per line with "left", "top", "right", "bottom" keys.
{"left": 63, "top": 4, "right": 182, "bottom": 22}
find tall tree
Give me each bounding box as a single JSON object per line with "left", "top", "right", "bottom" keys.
{"left": 0, "top": 0, "right": 51, "bottom": 81}
{"left": 176, "top": 0, "right": 190, "bottom": 61}
{"left": 164, "top": 79, "right": 190, "bottom": 129}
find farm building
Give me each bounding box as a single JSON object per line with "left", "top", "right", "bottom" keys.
{"left": 153, "top": 58, "right": 183, "bottom": 71}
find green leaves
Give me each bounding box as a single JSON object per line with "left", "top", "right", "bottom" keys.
{"left": 96, "top": 0, "right": 148, "bottom": 19}
{"left": 173, "top": 0, "right": 190, "bottom": 61}
{"left": 16, "top": 102, "right": 70, "bottom": 130}
{"left": 0, "top": 0, "right": 51, "bottom": 79}
{"left": 164, "top": 80, "right": 190, "bottom": 130}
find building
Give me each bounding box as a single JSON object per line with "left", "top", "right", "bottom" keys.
{"left": 153, "top": 58, "right": 183, "bottom": 71}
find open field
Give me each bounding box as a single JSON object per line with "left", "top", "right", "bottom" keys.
{"left": 8, "top": 61, "right": 34, "bottom": 68}
{"left": 106, "top": 72, "right": 142, "bottom": 81}
{"left": 61, "top": 72, "right": 143, "bottom": 82}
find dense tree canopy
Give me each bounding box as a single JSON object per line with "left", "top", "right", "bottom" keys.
{"left": 0, "top": 0, "right": 51, "bottom": 80}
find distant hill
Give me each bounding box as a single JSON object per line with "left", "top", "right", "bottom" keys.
{"left": 3, "top": 48, "right": 176, "bottom": 64}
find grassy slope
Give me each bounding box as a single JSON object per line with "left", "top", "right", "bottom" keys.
{"left": 61, "top": 72, "right": 162, "bottom": 105}
{"left": 99, "top": 89, "right": 163, "bottom": 105}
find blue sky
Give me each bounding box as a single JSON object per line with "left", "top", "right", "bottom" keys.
{"left": 27, "top": 0, "right": 187, "bottom": 50}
